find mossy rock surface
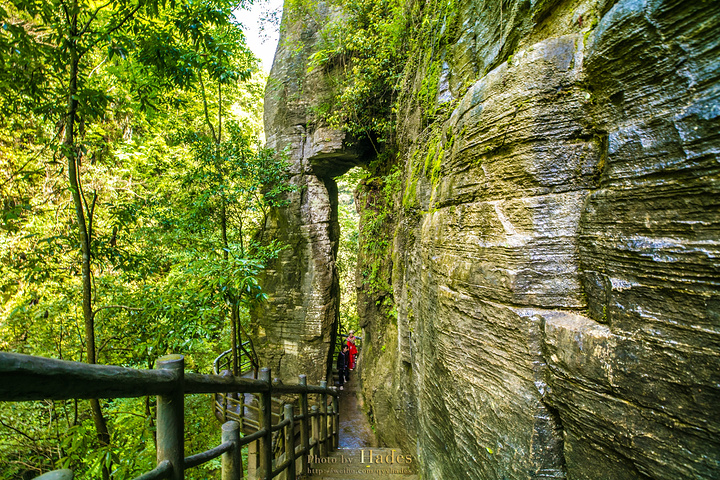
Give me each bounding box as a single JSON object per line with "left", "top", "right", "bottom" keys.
{"left": 259, "top": 0, "right": 720, "bottom": 478}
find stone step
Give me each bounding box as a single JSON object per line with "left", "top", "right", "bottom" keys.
{"left": 307, "top": 448, "right": 418, "bottom": 479}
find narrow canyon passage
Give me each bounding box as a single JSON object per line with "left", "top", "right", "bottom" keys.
{"left": 308, "top": 356, "right": 420, "bottom": 479}
{"left": 258, "top": 0, "right": 720, "bottom": 477}
{"left": 337, "top": 357, "right": 377, "bottom": 450}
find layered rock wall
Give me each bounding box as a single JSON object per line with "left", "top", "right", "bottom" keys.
{"left": 258, "top": 0, "right": 720, "bottom": 478}
{"left": 255, "top": 2, "right": 368, "bottom": 383}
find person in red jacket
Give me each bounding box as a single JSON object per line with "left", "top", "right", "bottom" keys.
{"left": 346, "top": 331, "right": 358, "bottom": 370}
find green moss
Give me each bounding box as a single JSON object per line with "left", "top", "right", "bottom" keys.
{"left": 583, "top": 12, "right": 600, "bottom": 43}
{"left": 423, "top": 142, "right": 437, "bottom": 176}
{"left": 445, "top": 134, "right": 455, "bottom": 152}
{"left": 358, "top": 165, "right": 401, "bottom": 298}
{"left": 403, "top": 175, "right": 419, "bottom": 209}
{"left": 418, "top": 59, "right": 443, "bottom": 120}
{"left": 402, "top": 150, "right": 423, "bottom": 209}
{"left": 430, "top": 147, "right": 444, "bottom": 185}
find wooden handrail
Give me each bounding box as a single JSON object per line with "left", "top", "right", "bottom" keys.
{"left": 185, "top": 373, "right": 270, "bottom": 395}
{"left": 0, "top": 352, "right": 340, "bottom": 480}
{"left": 184, "top": 441, "right": 234, "bottom": 469}
{"left": 0, "top": 352, "right": 178, "bottom": 401}
{"left": 132, "top": 460, "right": 172, "bottom": 480}
{"left": 0, "top": 352, "right": 277, "bottom": 401}
{"left": 0, "top": 352, "right": 341, "bottom": 401}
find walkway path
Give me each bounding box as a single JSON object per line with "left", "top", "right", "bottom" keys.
{"left": 307, "top": 359, "right": 418, "bottom": 479}
{"left": 337, "top": 365, "right": 377, "bottom": 449}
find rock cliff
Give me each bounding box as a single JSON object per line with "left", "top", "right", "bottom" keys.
{"left": 253, "top": 2, "right": 362, "bottom": 384}
{"left": 257, "top": 0, "right": 720, "bottom": 478}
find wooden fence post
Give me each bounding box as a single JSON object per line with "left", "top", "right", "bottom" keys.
{"left": 332, "top": 394, "right": 339, "bottom": 450}
{"left": 156, "top": 354, "right": 184, "bottom": 480}
{"left": 283, "top": 403, "right": 296, "bottom": 480}
{"left": 247, "top": 438, "right": 258, "bottom": 479}
{"left": 319, "top": 381, "right": 328, "bottom": 456}
{"left": 224, "top": 393, "right": 229, "bottom": 423}
{"left": 310, "top": 405, "right": 319, "bottom": 457}
{"left": 222, "top": 421, "right": 242, "bottom": 480}
{"left": 258, "top": 368, "right": 272, "bottom": 480}
{"left": 298, "top": 375, "right": 309, "bottom": 476}
{"left": 326, "top": 402, "right": 334, "bottom": 454}
{"left": 221, "top": 370, "right": 232, "bottom": 423}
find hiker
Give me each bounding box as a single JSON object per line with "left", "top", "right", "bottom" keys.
{"left": 337, "top": 344, "right": 350, "bottom": 390}
{"left": 346, "top": 331, "right": 358, "bottom": 370}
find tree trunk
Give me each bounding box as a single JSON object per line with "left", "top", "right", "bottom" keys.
{"left": 230, "top": 305, "right": 239, "bottom": 376}
{"left": 220, "top": 199, "right": 240, "bottom": 376}
{"left": 64, "top": 10, "right": 110, "bottom": 479}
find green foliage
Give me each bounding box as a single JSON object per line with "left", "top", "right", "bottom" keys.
{"left": 290, "top": 0, "right": 463, "bottom": 146}
{"left": 0, "top": 0, "right": 293, "bottom": 477}
{"left": 292, "top": 0, "right": 410, "bottom": 145}
{"left": 0, "top": 400, "right": 60, "bottom": 477}
{"left": 0, "top": 396, "right": 223, "bottom": 479}
{"left": 356, "top": 162, "right": 402, "bottom": 302}
{"left": 336, "top": 168, "right": 363, "bottom": 332}
{"left": 57, "top": 400, "right": 155, "bottom": 479}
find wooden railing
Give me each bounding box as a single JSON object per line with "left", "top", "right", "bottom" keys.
{"left": 0, "top": 352, "right": 339, "bottom": 480}
{"left": 211, "top": 346, "right": 341, "bottom": 477}
{"left": 213, "top": 346, "right": 255, "bottom": 429}
{"left": 213, "top": 343, "right": 255, "bottom": 378}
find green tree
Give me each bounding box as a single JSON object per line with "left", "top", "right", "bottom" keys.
{"left": 337, "top": 168, "right": 363, "bottom": 333}
{"left": 177, "top": 119, "right": 294, "bottom": 376}
{"left": 0, "top": 0, "right": 283, "bottom": 477}
{"left": 2, "top": 2, "right": 168, "bottom": 467}
{"left": 299, "top": 0, "right": 409, "bottom": 146}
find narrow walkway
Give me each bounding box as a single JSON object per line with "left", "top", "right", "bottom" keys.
{"left": 308, "top": 358, "right": 418, "bottom": 479}
{"left": 337, "top": 364, "right": 377, "bottom": 449}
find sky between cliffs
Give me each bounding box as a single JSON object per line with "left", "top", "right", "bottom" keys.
{"left": 240, "top": 0, "right": 283, "bottom": 73}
